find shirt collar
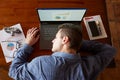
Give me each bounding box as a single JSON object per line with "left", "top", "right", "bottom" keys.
{"left": 52, "top": 52, "right": 81, "bottom": 60}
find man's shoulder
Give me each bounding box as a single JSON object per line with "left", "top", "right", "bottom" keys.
{"left": 34, "top": 55, "right": 55, "bottom": 62}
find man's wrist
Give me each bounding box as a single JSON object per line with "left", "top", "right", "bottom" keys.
{"left": 22, "top": 43, "right": 34, "bottom": 53}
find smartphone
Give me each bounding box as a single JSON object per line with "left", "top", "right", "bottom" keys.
{"left": 88, "top": 21, "right": 100, "bottom": 37}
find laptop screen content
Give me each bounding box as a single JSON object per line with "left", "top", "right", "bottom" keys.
{"left": 37, "top": 8, "right": 86, "bottom": 21}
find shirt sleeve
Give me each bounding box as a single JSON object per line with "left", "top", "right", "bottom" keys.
{"left": 79, "top": 40, "right": 117, "bottom": 80}
{"left": 8, "top": 44, "right": 38, "bottom": 80}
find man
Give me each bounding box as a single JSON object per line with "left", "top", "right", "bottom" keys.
{"left": 9, "top": 23, "right": 116, "bottom": 80}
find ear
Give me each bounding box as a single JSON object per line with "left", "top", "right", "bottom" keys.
{"left": 62, "top": 36, "right": 69, "bottom": 44}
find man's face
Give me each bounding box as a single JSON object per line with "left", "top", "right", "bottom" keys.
{"left": 52, "top": 30, "right": 63, "bottom": 52}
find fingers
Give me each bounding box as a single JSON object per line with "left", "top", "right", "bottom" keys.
{"left": 25, "top": 27, "right": 40, "bottom": 46}
{"left": 27, "top": 27, "right": 39, "bottom": 37}
{"left": 27, "top": 27, "right": 38, "bottom": 34}
{"left": 33, "top": 28, "right": 40, "bottom": 37}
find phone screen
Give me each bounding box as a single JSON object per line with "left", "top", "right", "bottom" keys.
{"left": 88, "top": 21, "right": 100, "bottom": 37}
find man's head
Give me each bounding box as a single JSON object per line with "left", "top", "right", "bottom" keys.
{"left": 52, "top": 23, "right": 83, "bottom": 53}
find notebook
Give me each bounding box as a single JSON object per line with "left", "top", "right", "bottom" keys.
{"left": 37, "top": 8, "right": 86, "bottom": 50}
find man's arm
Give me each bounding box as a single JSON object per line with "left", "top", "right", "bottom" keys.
{"left": 9, "top": 44, "right": 33, "bottom": 79}
{"left": 9, "top": 27, "right": 40, "bottom": 79}
{"left": 80, "top": 40, "right": 116, "bottom": 67}
{"left": 79, "top": 40, "right": 117, "bottom": 80}
{"left": 80, "top": 40, "right": 116, "bottom": 60}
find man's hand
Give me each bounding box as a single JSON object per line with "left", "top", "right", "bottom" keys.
{"left": 25, "top": 27, "right": 40, "bottom": 46}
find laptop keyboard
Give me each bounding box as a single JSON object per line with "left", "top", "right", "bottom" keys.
{"left": 41, "top": 25, "right": 58, "bottom": 40}
{"left": 44, "top": 27, "right": 57, "bottom": 40}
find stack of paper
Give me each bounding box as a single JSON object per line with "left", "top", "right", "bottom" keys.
{"left": 0, "top": 24, "right": 25, "bottom": 63}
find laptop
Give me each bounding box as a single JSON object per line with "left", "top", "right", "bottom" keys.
{"left": 37, "top": 8, "right": 86, "bottom": 50}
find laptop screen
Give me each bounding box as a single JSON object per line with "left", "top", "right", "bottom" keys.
{"left": 37, "top": 8, "right": 86, "bottom": 21}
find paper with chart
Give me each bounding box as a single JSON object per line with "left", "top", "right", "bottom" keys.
{"left": 0, "top": 24, "right": 25, "bottom": 63}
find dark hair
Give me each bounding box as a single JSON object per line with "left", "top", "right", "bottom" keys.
{"left": 58, "top": 23, "right": 83, "bottom": 51}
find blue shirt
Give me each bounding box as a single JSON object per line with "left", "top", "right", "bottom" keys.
{"left": 9, "top": 44, "right": 85, "bottom": 80}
